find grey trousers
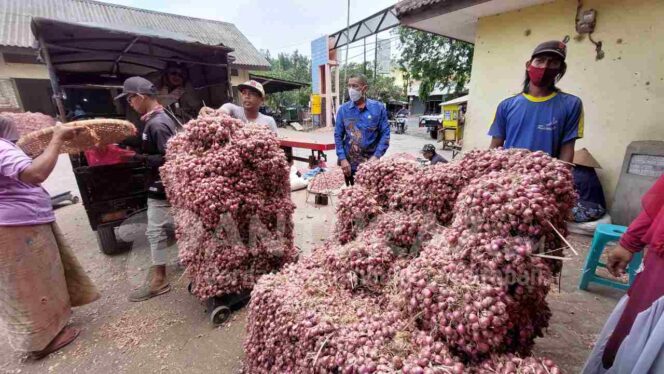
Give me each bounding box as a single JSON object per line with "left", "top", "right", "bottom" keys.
{"left": 146, "top": 198, "right": 173, "bottom": 266}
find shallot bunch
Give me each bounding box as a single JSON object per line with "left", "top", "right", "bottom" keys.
{"left": 473, "top": 354, "right": 561, "bottom": 374}
{"left": 1, "top": 111, "right": 56, "bottom": 136}
{"left": 321, "top": 239, "right": 397, "bottom": 292}
{"left": 161, "top": 109, "right": 295, "bottom": 299}
{"left": 452, "top": 171, "right": 566, "bottom": 239}
{"left": 308, "top": 168, "right": 346, "bottom": 194}
{"left": 390, "top": 164, "right": 466, "bottom": 224}
{"left": 244, "top": 148, "right": 571, "bottom": 373}
{"left": 355, "top": 159, "right": 419, "bottom": 205}
{"left": 335, "top": 187, "right": 382, "bottom": 244}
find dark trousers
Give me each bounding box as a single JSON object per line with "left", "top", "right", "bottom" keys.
{"left": 344, "top": 171, "right": 355, "bottom": 186}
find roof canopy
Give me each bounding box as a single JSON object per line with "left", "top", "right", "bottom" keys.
{"left": 396, "top": 0, "right": 553, "bottom": 42}
{"left": 31, "top": 17, "right": 233, "bottom": 89}
{"left": 440, "top": 94, "right": 468, "bottom": 106}
{"left": 249, "top": 73, "right": 309, "bottom": 94}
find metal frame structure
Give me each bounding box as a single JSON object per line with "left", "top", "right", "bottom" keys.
{"left": 329, "top": 6, "right": 400, "bottom": 50}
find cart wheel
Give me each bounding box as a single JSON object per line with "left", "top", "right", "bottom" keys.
{"left": 187, "top": 282, "right": 194, "bottom": 295}
{"left": 96, "top": 224, "right": 131, "bottom": 255}
{"left": 210, "top": 306, "right": 231, "bottom": 326}
{"left": 71, "top": 196, "right": 80, "bottom": 204}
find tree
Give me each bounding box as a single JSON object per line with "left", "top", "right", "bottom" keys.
{"left": 398, "top": 27, "right": 474, "bottom": 100}
{"left": 254, "top": 50, "right": 312, "bottom": 108}
{"left": 340, "top": 62, "right": 405, "bottom": 104}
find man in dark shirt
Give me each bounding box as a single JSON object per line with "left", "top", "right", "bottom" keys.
{"left": 115, "top": 76, "right": 178, "bottom": 301}
{"left": 421, "top": 144, "right": 448, "bottom": 165}
{"left": 572, "top": 148, "right": 606, "bottom": 222}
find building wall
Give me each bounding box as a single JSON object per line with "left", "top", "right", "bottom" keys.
{"left": 464, "top": 0, "right": 664, "bottom": 204}
{"left": 230, "top": 69, "right": 251, "bottom": 87}
{"left": 0, "top": 55, "right": 49, "bottom": 80}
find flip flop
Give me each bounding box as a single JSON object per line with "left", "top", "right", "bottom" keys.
{"left": 128, "top": 283, "right": 171, "bottom": 302}
{"left": 30, "top": 326, "right": 80, "bottom": 360}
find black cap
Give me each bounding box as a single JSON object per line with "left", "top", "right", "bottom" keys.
{"left": 114, "top": 76, "right": 157, "bottom": 100}
{"left": 421, "top": 144, "right": 436, "bottom": 153}
{"left": 532, "top": 40, "right": 567, "bottom": 60}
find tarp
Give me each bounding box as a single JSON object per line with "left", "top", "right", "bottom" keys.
{"left": 30, "top": 17, "right": 234, "bottom": 89}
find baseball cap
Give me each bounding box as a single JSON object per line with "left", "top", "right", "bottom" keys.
{"left": 531, "top": 40, "right": 567, "bottom": 60}
{"left": 421, "top": 144, "right": 436, "bottom": 153}
{"left": 114, "top": 76, "right": 157, "bottom": 100}
{"left": 238, "top": 80, "right": 265, "bottom": 98}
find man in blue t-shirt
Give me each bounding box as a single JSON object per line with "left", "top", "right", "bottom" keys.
{"left": 488, "top": 40, "right": 584, "bottom": 163}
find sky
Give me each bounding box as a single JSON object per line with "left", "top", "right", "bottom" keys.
{"left": 100, "top": 0, "right": 398, "bottom": 60}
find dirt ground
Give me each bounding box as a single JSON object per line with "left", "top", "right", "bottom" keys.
{"left": 0, "top": 126, "right": 624, "bottom": 373}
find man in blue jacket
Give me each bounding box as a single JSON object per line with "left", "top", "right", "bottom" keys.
{"left": 334, "top": 73, "right": 390, "bottom": 186}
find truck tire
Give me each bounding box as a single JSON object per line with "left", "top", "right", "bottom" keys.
{"left": 96, "top": 224, "right": 131, "bottom": 255}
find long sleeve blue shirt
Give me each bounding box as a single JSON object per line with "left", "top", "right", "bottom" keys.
{"left": 334, "top": 98, "right": 390, "bottom": 171}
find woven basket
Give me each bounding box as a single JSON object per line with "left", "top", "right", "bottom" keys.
{"left": 17, "top": 119, "right": 136, "bottom": 157}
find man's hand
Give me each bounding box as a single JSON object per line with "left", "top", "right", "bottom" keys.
{"left": 52, "top": 125, "right": 83, "bottom": 142}
{"left": 340, "top": 159, "right": 351, "bottom": 177}
{"left": 369, "top": 156, "right": 379, "bottom": 162}
{"left": 607, "top": 245, "right": 634, "bottom": 277}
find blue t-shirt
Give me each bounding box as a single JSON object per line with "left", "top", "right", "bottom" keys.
{"left": 334, "top": 98, "right": 391, "bottom": 171}
{"left": 488, "top": 92, "right": 584, "bottom": 158}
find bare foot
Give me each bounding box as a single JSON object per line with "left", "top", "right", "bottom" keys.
{"left": 30, "top": 326, "right": 80, "bottom": 360}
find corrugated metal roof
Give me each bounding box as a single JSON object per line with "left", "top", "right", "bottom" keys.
{"left": 0, "top": 0, "right": 270, "bottom": 70}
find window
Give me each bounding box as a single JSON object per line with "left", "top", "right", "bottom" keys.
{"left": 231, "top": 69, "right": 239, "bottom": 77}
{"left": 0, "top": 79, "right": 21, "bottom": 110}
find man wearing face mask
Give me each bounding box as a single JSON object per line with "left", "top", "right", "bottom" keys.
{"left": 488, "top": 40, "right": 583, "bottom": 163}
{"left": 334, "top": 73, "right": 390, "bottom": 186}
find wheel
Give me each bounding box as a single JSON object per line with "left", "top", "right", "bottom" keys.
{"left": 95, "top": 224, "right": 131, "bottom": 255}
{"left": 187, "top": 282, "right": 194, "bottom": 295}
{"left": 210, "top": 306, "right": 232, "bottom": 326}
{"left": 429, "top": 129, "right": 437, "bottom": 139}
{"left": 71, "top": 196, "right": 80, "bottom": 204}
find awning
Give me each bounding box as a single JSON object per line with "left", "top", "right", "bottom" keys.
{"left": 440, "top": 94, "right": 469, "bottom": 106}
{"left": 31, "top": 17, "right": 234, "bottom": 88}
{"left": 396, "top": 0, "right": 553, "bottom": 42}
{"left": 248, "top": 73, "right": 309, "bottom": 94}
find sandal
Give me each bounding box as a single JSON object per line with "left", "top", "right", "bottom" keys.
{"left": 30, "top": 326, "right": 80, "bottom": 360}
{"left": 128, "top": 282, "right": 171, "bottom": 302}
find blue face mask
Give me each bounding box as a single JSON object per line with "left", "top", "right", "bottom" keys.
{"left": 348, "top": 87, "right": 363, "bottom": 102}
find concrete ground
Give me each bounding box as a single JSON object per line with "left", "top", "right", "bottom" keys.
{"left": 0, "top": 124, "right": 622, "bottom": 373}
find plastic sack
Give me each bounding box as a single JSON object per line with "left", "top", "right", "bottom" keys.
{"left": 290, "top": 165, "right": 308, "bottom": 191}
{"left": 84, "top": 144, "right": 135, "bottom": 166}
{"left": 567, "top": 214, "right": 612, "bottom": 236}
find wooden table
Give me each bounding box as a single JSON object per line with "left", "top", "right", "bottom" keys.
{"left": 279, "top": 138, "right": 336, "bottom": 168}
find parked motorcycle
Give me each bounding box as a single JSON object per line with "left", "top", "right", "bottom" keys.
{"left": 395, "top": 114, "right": 408, "bottom": 134}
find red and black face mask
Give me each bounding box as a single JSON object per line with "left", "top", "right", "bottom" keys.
{"left": 527, "top": 65, "right": 560, "bottom": 88}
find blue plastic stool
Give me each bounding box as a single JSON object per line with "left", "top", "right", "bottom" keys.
{"left": 579, "top": 223, "right": 644, "bottom": 291}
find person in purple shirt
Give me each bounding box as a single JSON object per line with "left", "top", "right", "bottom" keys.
{"left": 0, "top": 115, "right": 98, "bottom": 359}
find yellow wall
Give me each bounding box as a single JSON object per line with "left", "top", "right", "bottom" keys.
{"left": 465, "top": 0, "right": 664, "bottom": 203}
{"left": 231, "top": 69, "right": 251, "bottom": 87}
{"left": 0, "top": 55, "right": 49, "bottom": 80}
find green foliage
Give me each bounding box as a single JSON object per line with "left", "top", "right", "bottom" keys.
{"left": 255, "top": 50, "right": 312, "bottom": 108}
{"left": 398, "top": 27, "right": 474, "bottom": 100}
{"left": 340, "top": 62, "right": 405, "bottom": 104}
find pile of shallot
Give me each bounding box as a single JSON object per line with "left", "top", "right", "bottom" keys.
{"left": 308, "top": 167, "right": 346, "bottom": 194}
{"left": 245, "top": 148, "right": 573, "bottom": 373}
{"left": 1, "top": 111, "right": 56, "bottom": 135}
{"left": 161, "top": 108, "right": 296, "bottom": 299}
